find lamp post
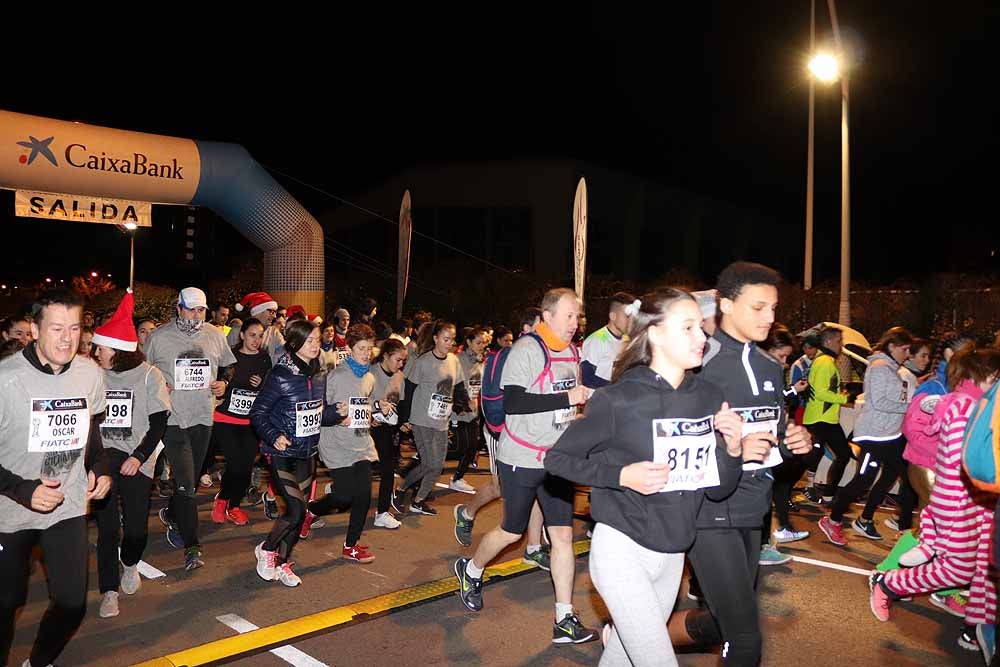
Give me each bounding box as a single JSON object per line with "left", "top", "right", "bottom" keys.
{"left": 804, "top": 0, "right": 816, "bottom": 291}
{"left": 124, "top": 221, "right": 137, "bottom": 289}
{"left": 807, "top": 50, "right": 850, "bottom": 326}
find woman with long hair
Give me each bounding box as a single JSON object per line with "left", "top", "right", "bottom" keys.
{"left": 545, "top": 287, "right": 745, "bottom": 666}
{"left": 396, "top": 320, "right": 470, "bottom": 517}
{"left": 820, "top": 327, "right": 914, "bottom": 545}
{"left": 370, "top": 338, "right": 407, "bottom": 528}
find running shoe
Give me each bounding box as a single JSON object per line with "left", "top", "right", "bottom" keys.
{"left": 852, "top": 518, "right": 883, "bottom": 541}
{"left": 553, "top": 613, "right": 597, "bottom": 644}
{"left": 802, "top": 487, "right": 824, "bottom": 504}
{"left": 453, "top": 504, "right": 474, "bottom": 546}
{"left": 454, "top": 557, "right": 483, "bottom": 611}
{"left": 275, "top": 562, "right": 302, "bottom": 587}
{"left": 299, "top": 511, "right": 320, "bottom": 539}
{"left": 930, "top": 591, "right": 968, "bottom": 618}
{"left": 883, "top": 517, "right": 901, "bottom": 532}
{"left": 99, "top": 591, "right": 120, "bottom": 618}
{"left": 449, "top": 478, "right": 475, "bottom": 493}
{"left": 773, "top": 528, "right": 809, "bottom": 544}
{"left": 390, "top": 488, "right": 407, "bottom": 514}
{"left": 374, "top": 511, "right": 401, "bottom": 529}
{"left": 868, "top": 572, "right": 892, "bottom": 622}
{"left": 263, "top": 494, "right": 279, "bottom": 520}
{"left": 184, "top": 547, "right": 204, "bottom": 572}
{"left": 255, "top": 542, "right": 279, "bottom": 581}
{"left": 211, "top": 496, "right": 227, "bottom": 524}
{"left": 409, "top": 499, "right": 437, "bottom": 516}
{"left": 121, "top": 563, "right": 141, "bottom": 595}
{"left": 959, "top": 625, "right": 979, "bottom": 651}
{"left": 523, "top": 545, "right": 551, "bottom": 571}
{"left": 199, "top": 473, "right": 214, "bottom": 488}
{"left": 818, "top": 516, "right": 848, "bottom": 546}
{"left": 226, "top": 507, "right": 250, "bottom": 526}
{"left": 342, "top": 544, "right": 376, "bottom": 563}
{"left": 759, "top": 544, "right": 792, "bottom": 566}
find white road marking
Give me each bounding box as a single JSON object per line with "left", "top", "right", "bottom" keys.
{"left": 119, "top": 548, "right": 165, "bottom": 579}
{"left": 360, "top": 567, "right": 388, "bottom": 579}
{"left": 216, "top": 613, "right": 329, "bottom": 667}
{"left": 791, "top": 555, "right": 873, "bottom": 577}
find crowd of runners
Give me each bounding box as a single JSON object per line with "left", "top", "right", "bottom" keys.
{"left": 1, "top": 260, "right": 999, "bottom": 667}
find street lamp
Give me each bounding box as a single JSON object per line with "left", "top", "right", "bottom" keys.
{"left": 808, "top": 53, "right": 840, "bottom": 82}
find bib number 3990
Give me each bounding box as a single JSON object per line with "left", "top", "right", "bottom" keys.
{"left": 651, "top": 415, "right": 719, "bottom": 492}
{"left": 295, "top": 400, "right": 323, "bottom": 437}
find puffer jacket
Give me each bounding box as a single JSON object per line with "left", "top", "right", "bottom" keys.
{"left": 903, "top": 361, "right": 951, "bottom": 467}
{"left": 250, "top": 352, "right": 340, "bottom": 459}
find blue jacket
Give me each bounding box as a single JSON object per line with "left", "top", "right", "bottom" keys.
{"left": 250, "top": 353, "right": 340, "bottom": 459}
{"left": 914, "top": 360, "right": 948, "bottom": 398}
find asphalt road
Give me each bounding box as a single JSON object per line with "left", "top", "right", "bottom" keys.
{"left": 6, "top": 459, "right": 988, "bottom": 667}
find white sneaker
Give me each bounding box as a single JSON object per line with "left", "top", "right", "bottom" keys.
{"left": 374, "top": 511, "right": 402, "bottom": 529}
{"left": 773, "top": 528, "right": 810, "bottom": 544}
{"left": 255, "top": 541, "right": 279, "bottom": 581}
{"left": 449, "top": 478, "right": 475, "bottom": 493}
{"left": 22, "top": 660, "right": 54, "bottom": 667}
{"left": 275, "top": 562, "right": 301, "bottom": 587}
{"left": 99, "top": 591, "right": 120, "bottom": 618}
{"left": 324, "top": 482, "right": 332, "bottom": 495}
{"left": 199, "top": 473, "right": 213, "bottom": 488}
{"left": 121, "top": 563, "right": 141, "bottom": 595}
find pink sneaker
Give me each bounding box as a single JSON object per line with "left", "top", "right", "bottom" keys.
{"left": 299, "top": 511, "right": 317, "bottom": 540}
{"left": 930, "top": 592, "right": 968, "bottom": 618}
{"left": 819, "top": 516, "right": 848, "bottom": 547}
{"left": 869, "top": 573, "right": 892, "bottom": 622}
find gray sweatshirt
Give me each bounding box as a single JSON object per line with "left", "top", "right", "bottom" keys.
{"left": 852, "top": 351, "right": 910, "bottom": 442}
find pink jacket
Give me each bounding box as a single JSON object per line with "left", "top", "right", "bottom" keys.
{"left": 904, "top": 380, "right": 983, "bottom": 467}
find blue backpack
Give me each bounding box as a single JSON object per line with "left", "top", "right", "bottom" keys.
{"left": 962, "top": 381, "right": 1000, "bottom": 494}
{"left": 480, "top": 333, "right": 550, "bottom": 439}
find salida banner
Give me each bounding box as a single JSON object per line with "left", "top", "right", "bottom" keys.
{"left": 15, "top": 189, "right": 152, "bottom": 227}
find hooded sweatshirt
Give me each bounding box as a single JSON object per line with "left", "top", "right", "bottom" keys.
{"left": 852, "top": 351, "right": 910, "bottom": 442}
{"left": 903, "top": 361, "right": 951, "bottom": 467}
{"left": 545, "top": 366, "right": 742, "bottom": 553}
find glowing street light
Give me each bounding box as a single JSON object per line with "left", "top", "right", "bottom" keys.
{"left": 124, "top": 222, "right": 138, "bottom": 231}
{"left": 808, "top": 53, "right": 840, "bottom": 83}
{"left": 90, "top": 271, "right": 98, "bottom": 278}
{"left": 44, "top": 277, "right": 52, "bottom": 283}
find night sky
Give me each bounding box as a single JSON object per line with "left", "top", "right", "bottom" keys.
{"left": 1, "top": 2, "right": 997, "bottom": 286}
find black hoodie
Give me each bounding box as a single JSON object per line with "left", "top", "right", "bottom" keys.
{"left": 545, "top": 365, "right": 742, "bottom": 553}
{"left": 695, "top": 328, "right": 791, "bottom": 529}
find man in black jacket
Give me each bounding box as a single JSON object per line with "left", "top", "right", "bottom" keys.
{"left": 678, "top": 262, "right": 812, "bottom": 666}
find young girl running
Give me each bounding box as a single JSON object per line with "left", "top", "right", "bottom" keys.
{"left": 370, "top": 338, "right": 407, "bottom": 529}
{"left": 545, "top": 288, "right": 746, "bottom": 667}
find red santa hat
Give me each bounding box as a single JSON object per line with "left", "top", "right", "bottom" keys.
{"left": 92, "top": 289, "right": 138, "bottom": 352}
{"left": 286, "top": 304, "right": 306, "bottom": 321}
{"left": 234, "top": 291, "right": 278, "bottom": 317}
{"left": 309, "top": 313, "right": 323, "bottom": 325}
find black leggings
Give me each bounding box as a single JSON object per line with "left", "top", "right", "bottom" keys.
{"left": 830, "top": 436, "right": 906, "bottom": 523}
{"left": 311, "top": 460, "right": 373, "bottom": 547}
{"left": 686, "top": 527, "right": 763, "bottom": 666}
{"left": 264, "top": 455, "right": 314, "bottom": 560}
{"left": 765, "top": 459, "right": 806, "bottom": 534}
{"left": 0, "top": 516, "right": 89, "bottom": 667}
{"left": 372, "top": 426, "right": 398, "bottom": 514}
{"left": 94, "top": 449, "right": 153, "bottom": 593}
{"left": 214, "top": 421, "right": 259, "bottom": 508}
{"left": 452, "top": 419, "right": 480, "bottom": 481}
{"left": 805, "top": 421, "right": 852, "bottom": 492}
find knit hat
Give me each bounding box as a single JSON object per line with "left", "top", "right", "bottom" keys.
{"left": 93, "top": 289, "right": 138, "bottom": 351}
{"left": 690, "top": 290, "right": 718, "bottom": 320}
{"left": 235, "top": 291, "right": 278, "bottom": 317}
{"left": 333, "top": 308, "right": 350, "bottom": 324}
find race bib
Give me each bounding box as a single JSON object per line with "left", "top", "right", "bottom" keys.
{"left": 734, "top": 405, "right": 782, "bottom": 471}
{"left": 427, "top": 392, "right": 453, "bottom": 420}
{"left": 295, "top": 400, "right": 323, "bottom": 437}
{"left": 468, "top": 379, "right": 482, "bottom": 402}
{"left": 173, "top": 358, "right": 210, "bottom": 391}
{"left": 228, "top": 388, "right": 257, "bottom": 416}
{"left": 29, "top": 397, "right": 90, "bottom": 453}
{"left": 552, "top": 378, "right": 577, "bottom": 425}
{"left": 349, "top": 397, "right": 371, "bottom": 429}
{"left": 102, "top": 390, "right": 133, "bottom": 428}
{"left": 651, "top": 415, "right": 719, "bottom": 492}
{"left": 336, "top": 349, "right": 350, "bottom": 364}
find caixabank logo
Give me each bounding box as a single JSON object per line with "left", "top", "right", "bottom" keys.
{"left": 16, "top": 134, "right": 186, "bottom": 180}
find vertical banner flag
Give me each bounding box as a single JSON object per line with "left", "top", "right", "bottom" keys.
{"left": 573, "top": 177, "right": 588, "bottom": 301}
{"left": 397, "top": 190, "right": 413, "bottom": 320}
